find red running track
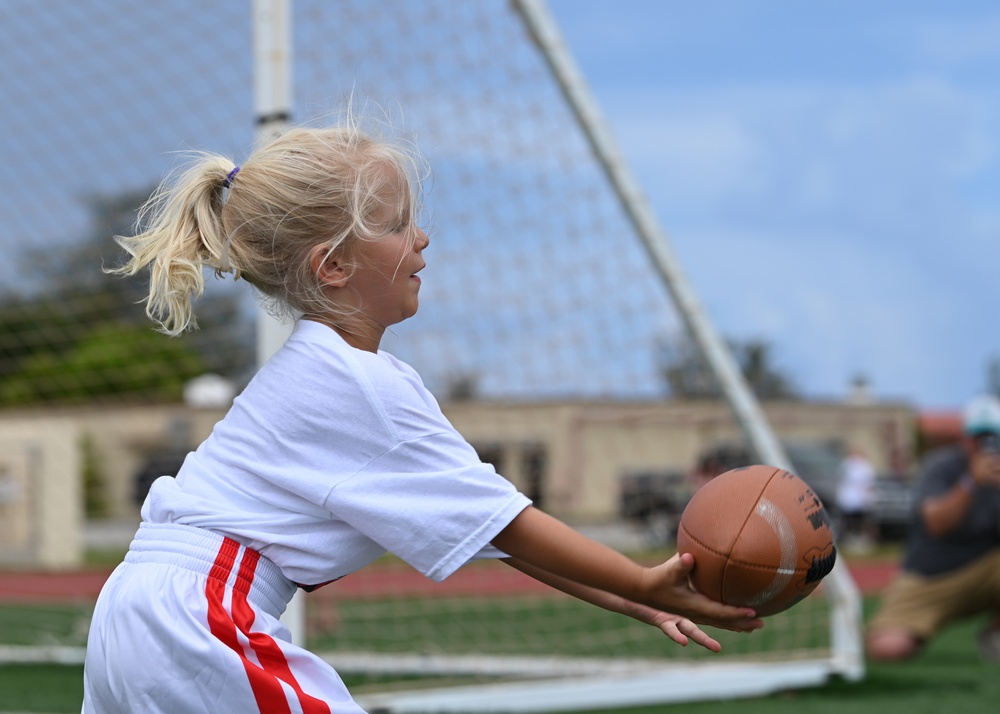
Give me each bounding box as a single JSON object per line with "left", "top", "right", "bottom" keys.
{"left": 0, "top": 560, "right": 899, "bottom": 603}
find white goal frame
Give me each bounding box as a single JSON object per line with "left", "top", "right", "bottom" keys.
{"left": 259, "top": 0, "right": 865, "bottom": 711}
{"left": 0, "top": 2, "right": 865, "bottom": 711}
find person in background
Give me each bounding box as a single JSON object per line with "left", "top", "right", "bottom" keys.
{"left": 836, "top": 444, "right": 877, "bottom": 551}
{"left": 866, "top": 394, "right": 1000, "bottom": 661}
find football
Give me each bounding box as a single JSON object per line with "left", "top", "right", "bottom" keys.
{"left": 676, "top": 464, "right": 837, "bottom": 616}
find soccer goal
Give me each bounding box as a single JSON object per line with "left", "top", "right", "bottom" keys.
{"left": 254, "top": 0, "right": 865, "bottom": 710}
{"left": 0, "top": 0, "right": 863, "bottom": 710}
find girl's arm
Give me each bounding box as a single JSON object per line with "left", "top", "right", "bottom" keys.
{"left": 491, "top": 506, "right": 763, "bottom": 633}
{"left": 503, "top": 556, "right": 727, "bottom": 651}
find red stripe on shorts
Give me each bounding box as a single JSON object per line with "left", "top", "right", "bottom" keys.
{"left": 205, "top": 537, "right": 292, "bottom": 713}
{"left": 232, "top": 547, "right": 330, "bottom": 714}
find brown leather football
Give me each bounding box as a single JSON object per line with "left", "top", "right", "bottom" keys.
{"left": 676, "top": 464, "right": 837, "bottom": 616}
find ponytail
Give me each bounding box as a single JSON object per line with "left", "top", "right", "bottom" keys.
{"left": 109, "top": 154, "right": 238, "bottom": 335}
{"left": 112, "top": 123, "right": 426, "bottom": 336}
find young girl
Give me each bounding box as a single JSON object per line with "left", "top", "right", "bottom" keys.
{"left": 83, "top": 123, "right": 763, "bottom": 713}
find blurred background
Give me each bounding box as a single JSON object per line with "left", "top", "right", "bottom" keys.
{"left": 551, "top": 1, "right": 1000, "bottom": 411}
{"left": 1, "top": 1, "right": 998, "bottom": 710}
{"left": 2, "top": 0, "right": 991, "bottom": 565}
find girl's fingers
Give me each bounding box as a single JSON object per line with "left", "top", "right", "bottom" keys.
{"left": 648, "top": 556, "right": 763, "bottom": 631}
{"left": 677, "top": 590, "right": 758, "bottom": 622}
{"left": 660, "top": 621, "right": 688, "bottom": 646}
{"left": 660, "top": 617, "right": 723, "bottom": 652}
{"left": 681, "top": 622, "right": 722, "bottom": 653}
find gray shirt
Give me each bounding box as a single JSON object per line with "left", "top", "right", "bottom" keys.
{"left": 902, "top": 445, "right": 1000, "bottom": 576}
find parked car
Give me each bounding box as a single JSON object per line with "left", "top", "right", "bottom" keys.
{"left": 619, "top": 469, "right": 689, "bottom": 547}
{"left": 871, "top": 473, "right": 916, "bottom": 541}
{"left": 685, "top": 440, "right": 844, "bottom": 506}
{"left": 619, "top": 441, "right": 916, "bottom": 546}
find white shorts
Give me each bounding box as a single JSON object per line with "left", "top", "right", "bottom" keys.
{"left": 83, "top": 522, "right": 365, "bottom": 713}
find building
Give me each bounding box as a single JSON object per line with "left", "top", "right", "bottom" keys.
{"left": 0, "top": 396, "right": 915, "bottom": 568}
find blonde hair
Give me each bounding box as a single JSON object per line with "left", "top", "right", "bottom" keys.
{"left": 111, "top": 124, "right": 423, "bottom": 335}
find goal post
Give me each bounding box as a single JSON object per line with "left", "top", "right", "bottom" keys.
{"left": 513, "top": 0, "right": 865, "bottom": 688}
{"left": 337, "top": 2, "right": 864, "bottom": 709}
{"left": 252, "top": 0, "right": 307, "bottom": 648}
{"left": 0, "top": 0, "right": 866, "bottom": 709}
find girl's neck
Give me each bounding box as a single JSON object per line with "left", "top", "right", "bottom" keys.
{"left": 302, "top": 314, "right": 383, "bottom": 353}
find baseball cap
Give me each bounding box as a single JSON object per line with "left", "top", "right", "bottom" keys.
{"left": 962, "top": 394, "right": 1000, "bottom": 436}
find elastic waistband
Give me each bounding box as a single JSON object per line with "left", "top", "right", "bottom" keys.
{"left": 125, "top": 522, "right": 297, "bottom": 617}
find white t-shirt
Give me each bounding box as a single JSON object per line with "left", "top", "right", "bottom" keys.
{"left": 143, "top": 320, "right": 531, "bottom": 587}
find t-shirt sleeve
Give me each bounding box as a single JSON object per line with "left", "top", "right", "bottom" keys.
{"left": 323, "top": 431, "right": 531, "bottom": 581}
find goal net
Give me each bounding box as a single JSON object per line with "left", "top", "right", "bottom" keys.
{"left": 0, "top": 0, "right": 862, "bottom": 711}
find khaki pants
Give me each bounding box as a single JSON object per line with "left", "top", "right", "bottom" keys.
{"left": 868, "top": 549, "right": 1000, "bottom": 640}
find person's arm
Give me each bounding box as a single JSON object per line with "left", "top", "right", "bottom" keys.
{"left": 922, "top": 475, "right": 975, "bottom": 537}
{"left": 491, "top": 506, "right": 763, "bottom": 633}
{"left": 922, "top": 451, "right": 1000, "bottom": 537}
{"left": 503, "top": 556, "right": 730, "bottom": 651}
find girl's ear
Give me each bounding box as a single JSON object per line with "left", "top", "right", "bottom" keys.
{"left": 310, "top": 245, "right": 350, "bottom": 287}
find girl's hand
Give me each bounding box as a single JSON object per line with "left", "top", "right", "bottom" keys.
{"left": 492, "top": 507, "right": 763, "bottom": 635}
{"left": 621, "top": 599, "right": 725, "bottom": 652}
{"left": 649, "top": 611, "right": 723, "bottom": 652}
{"left": 639, "top": 552, "right": 764, "bottom": 633}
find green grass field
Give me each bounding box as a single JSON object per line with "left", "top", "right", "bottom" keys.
{"left": 592, "top": 613, "right": 999, "bottom": 714}
{"left": 308, "top": 593, "right": 830, "bottom": 660}
{"left": 1, "top": 596, "right": 996, "bottom": 714}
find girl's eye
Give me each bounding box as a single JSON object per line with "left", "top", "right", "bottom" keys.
{"left": 395, "top": 207, "right": 412, "bottom": 232}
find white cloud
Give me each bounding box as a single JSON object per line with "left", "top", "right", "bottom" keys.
{"left": 670, "top": 219, "right": 991, "bottom": 406}
{"left": 549, "top": 1, "right": 1000, "bottom": 407}
{"left": 603, "top": 112, "right": 765, "bottom": 204}
{"left": 901, "top": 14, "right": 1000, "bottom": 67}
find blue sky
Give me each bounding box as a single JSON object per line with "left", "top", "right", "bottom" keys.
{"left": 3, "top": 0, "right": 996, "bottom": 411}
{"left": 546, "top": 0, "right": 1000, "bottom": 409}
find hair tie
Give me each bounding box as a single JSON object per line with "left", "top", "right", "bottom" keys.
{"left": 223, "top": 165, "right": 241, "bottom": 189}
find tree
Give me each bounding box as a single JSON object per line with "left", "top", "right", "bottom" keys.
{"left": 738, "top": 340, "right": 798, "bottom": 400}
{"left": 0, "top": 187, "right": 254, "bottom": 407}
{"left": 657, "top": 330, "right": 799, "bottom": 401}
{"left": 444, "top": 372, "right": 480, "bottom": 402}
{"left": 0, "top": 324, "right": 208, "bottom": 406}
{"left": 657, "top": 331, "right": 718, "bottom": 400}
